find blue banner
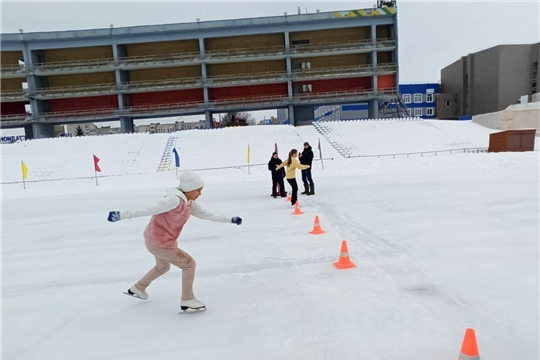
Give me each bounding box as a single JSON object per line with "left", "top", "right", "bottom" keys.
{"left": 172, "top": 148, "right": 180, "bottom": 168}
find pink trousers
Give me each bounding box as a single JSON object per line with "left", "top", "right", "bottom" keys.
{"left": 135, "top": 240, "right": 196, "bottom": 300}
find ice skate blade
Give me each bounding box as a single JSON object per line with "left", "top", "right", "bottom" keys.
{"left": 123, "top": 291, "right": 146, "bottom": 300}
{"left": 179, "top": 307, "right": 206, "bottom": 314}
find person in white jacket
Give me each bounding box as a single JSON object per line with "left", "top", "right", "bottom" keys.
{"left": 107, "top": 171, "right": 242, "bottom": 311}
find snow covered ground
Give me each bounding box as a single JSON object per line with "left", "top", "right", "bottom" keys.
{"left": 2, "top": 120, "right": 539, "bottom": 360}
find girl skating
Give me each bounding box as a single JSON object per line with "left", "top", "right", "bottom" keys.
{"left": 276, "top": 149, "right": 310, "bottom": 206}
{"left": 107, "top": 171, "right": 242, "bottom": 311}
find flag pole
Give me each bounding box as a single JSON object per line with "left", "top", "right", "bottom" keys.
{"left": 94, "top": 155, "right": 98, "bottom": 186}
{"left": 21, "top": 160, "right": 26, "bottom": 190}
{"left": 247, "top": 144, "right": 251, "bottom": 175}
{"left": 319, "top": 138, "right": 325, "bottom": 170}
{"left": 175, "top": 166, "right": 178, "bottom": 180}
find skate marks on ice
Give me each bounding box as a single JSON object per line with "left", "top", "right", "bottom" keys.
{"left": 310, "top": 198, "right": 468, "bottom": 307}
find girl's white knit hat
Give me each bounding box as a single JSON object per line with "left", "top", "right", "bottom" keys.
{"left": 178, "top": 171, "right": 205, "bottom": 192}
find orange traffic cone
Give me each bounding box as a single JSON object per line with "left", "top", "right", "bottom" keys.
{"left": 286, "top": 191, "right": 291, "bottom": 202}
{"left": 292, "top": 201, "right": 303, "bottom": 215}
{"left": 458, "top": 328, "right": 480, "bottom": 360}
{"left": 333, "top": 240, "right": 356, "bottom": 269}
{"left": 309, "top": 215, "right": 326, "bottom": 235}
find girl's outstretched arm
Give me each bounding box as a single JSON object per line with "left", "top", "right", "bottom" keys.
{"left": 191, "top": 201, "right": 239, "bottom": 224}
{"left": 108, "top": 195, "right": 180, "bottom": 222}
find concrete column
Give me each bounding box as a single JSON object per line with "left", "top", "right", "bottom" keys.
{"left": 199, "top": 38, "right": 210, "bottom": 105}
{"left": 120, "top": 117, "right": 134, "bottom": 133}
{"left": 371, "top": 24, "right": 378, "bottom": 94}
{"left": 288, "top": 104, "right": 295, "bottom": 126}
{"left": 368, "top": 99, "right": 379, "bottom": 119}
{"left": 204, "top": 110, "right": 212, "bottom": 129}
{"left": 116, "top": 44, "right": 133, "bottom": 135}
{"left": 24, "top": 124, "right": 35, "bottom": 140}
{"left": 284, "top": 31, "right": 293, "bottom": 101}
{"left": 112, "top": 44, "right": 129, "bottom": 110}
{"left": 21, "top": 43, "right": 42, "bottom": 118}
{"left": 393, "top": 17, "right": 399, "bottom": 89}
{"left": 32, "top": 123, "right": 55, "bottom": 139}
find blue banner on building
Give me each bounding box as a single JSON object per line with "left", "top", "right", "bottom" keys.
{"left": 1, "top": 135, "right": 25, "bottom": 144}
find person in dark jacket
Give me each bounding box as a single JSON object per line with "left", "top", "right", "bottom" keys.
{"left": 268, "top": 152, "right": 287, "bottom": 198}
{"left": 299, "top": 142, "right": 315, "bottom": 195}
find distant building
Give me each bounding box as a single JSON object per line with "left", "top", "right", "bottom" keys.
{"left": 65, "top": 123, "right": 122, "bottom": 136}
{"left": 137, "top": 120, "right": 206, "bottom": 133}
{"left": 65, "top": 120, "right": 206, "bottom": 136}
{"left": 314, "top": 83, "right": 439, "bottom": 120}
{"left": 438, "top": 42, "right": 540, "bottom": 119}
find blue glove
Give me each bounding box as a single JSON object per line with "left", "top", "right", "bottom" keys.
{"left": 107, "top": 211, "right": 121, "bottom": 222}
{"left": 231, "top": 216, "right": 242, "bottom": 226}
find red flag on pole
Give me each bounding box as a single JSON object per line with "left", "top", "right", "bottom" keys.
{"left": 93, "top": 155, "right": 101, "bottom": 172}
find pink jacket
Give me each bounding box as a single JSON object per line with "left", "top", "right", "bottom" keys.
{"left": 120, "top": 189, "right": 231, "bottom": 248}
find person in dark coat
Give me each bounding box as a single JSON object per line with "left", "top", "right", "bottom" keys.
{"left": 299, "top": 142, "right": 315, "bottom": 195}
{"left": 268, "top": 152, "right": 287, "bottom": 198}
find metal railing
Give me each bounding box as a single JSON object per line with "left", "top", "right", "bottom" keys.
{"left": 0, "top": 64, "right": 25, "bottom": 77}
{"left": 213, "top": 94, "right": 290, "bottom": 107}
{"left": 0, "top": 89, "right": 28, "bottom": 99}
{"left": 345, "top": 147, "right": 488, "bottom": 159}
{"left": 13, "top": 87, "right": 397, "bottom": 121}
{"left": 126, "top": 77, "right": 201, "bottom": 90}
{"left": 0, "top": 158, "right": 335, "bottom": 185}
{"left": 1, "top": 38, "right": 398, "bottom": 75}
{"left": 0, "top": 114, "right": 29, "bottom": 123}
{"left": 6, "top": 62, "right": 397, "bottom": 98}
{"left": 292, "top": 63, "right": 397, "bottom": 79}
{"left": 43, "top": 107, "right": 117, "bottom": 119}
{"left": 127, "top": 101, "right": 202, "bottom": 115}
{"left": 208, "top": 70, "right": 287, "bottom": 83}
{"left": 119, "top": 51, "right": 201, "bottom": 66}
{"left": 297, "top": 87, "right": 397, "bottom": 101}
{"left": 33, "top": 58, "right": 115, "bottom": 72}
{"left": 34, "top": 83, "right": 117, "bottom": 96}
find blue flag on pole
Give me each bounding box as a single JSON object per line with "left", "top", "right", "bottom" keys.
{"left": 172, "top": 148, "right": 180, "bottom": 167}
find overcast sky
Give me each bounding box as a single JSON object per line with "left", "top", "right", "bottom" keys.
{"left": 1, "top": 0, "right": 539, "bottom": 131}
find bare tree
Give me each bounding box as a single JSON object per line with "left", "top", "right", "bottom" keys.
{"left": 219, "top": 112, "right": 257, "bottom": 127}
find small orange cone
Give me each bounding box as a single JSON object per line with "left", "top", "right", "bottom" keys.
{"left": 458, "top": 328, "right": 480, "bottom": 360}
{"left": 309, "top": 215, "right": 326, "bottom": 235}
{"left": 292, "top": 201, "right": 303, "bottom": 215}
{"left": 333, "top": 240, "right": 356, "bottom": 269}
{"left": 286, "top": 191, "right": 291, "bottom": 202}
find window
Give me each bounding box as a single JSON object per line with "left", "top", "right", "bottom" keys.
{"left": 426, "top": 108, "right": 435, "bottom": 116}
{"left": 414, "top": 94, "right": 422, "bottom": 103}
{"left": 426, "top": 93, "right": 434, "bottom": 103}
{"left": 414, "top": 108, "right": 422, "bottom": 117}
{"left": 302, "top": 84, "right": 312, "bottom": 93}
{"left": 402, "top": 94, "right": 411, "bottom": 103}
{"left": 446, "top": 100, "right": 450, "bottom": 107}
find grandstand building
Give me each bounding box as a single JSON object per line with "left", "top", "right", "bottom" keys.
{"left": 1, "top": 4, "right": 399, "bottom": 139}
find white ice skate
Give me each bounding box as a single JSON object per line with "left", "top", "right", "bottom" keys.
{"left": 123, "top": 285, "right": 149, "bottom": 300}
{"left": 180, "top": 299, "right": 206, "bottom": 311}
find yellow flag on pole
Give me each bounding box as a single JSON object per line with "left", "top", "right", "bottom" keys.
{"left": 21, "top": 161, "right": 28, "bottom": 179}
{"left": 247, "top": 144, "right": 251, "bottom": 163}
